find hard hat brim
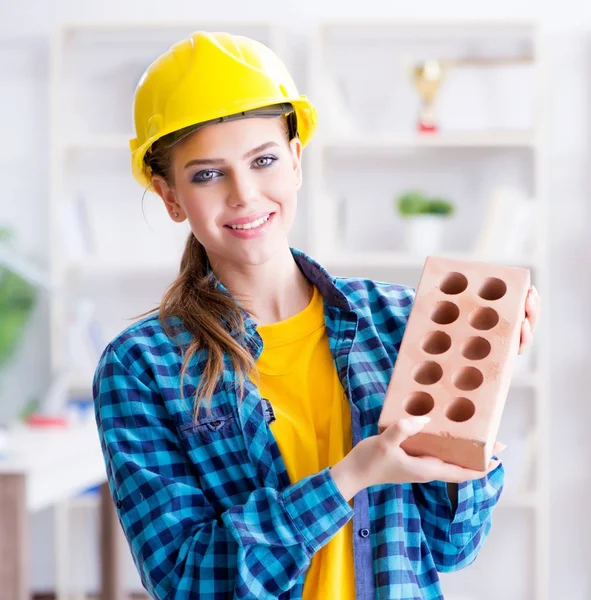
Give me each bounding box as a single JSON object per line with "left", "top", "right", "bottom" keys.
{"left": 158, "top": 102, "right": 296, "bottom": 149}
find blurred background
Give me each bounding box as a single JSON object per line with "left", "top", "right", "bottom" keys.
{"left": 0, "top": 1, "right": 589, "bottom": 599}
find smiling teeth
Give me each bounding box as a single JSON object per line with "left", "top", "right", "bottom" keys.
{"left": 229, "top": 215, "right": 270, "bottom": 230}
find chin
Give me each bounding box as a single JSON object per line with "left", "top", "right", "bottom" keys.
{"left": 237, "top": 243, "right": 285, "bottom": 266}
{"left": 227, "top": 234, "right": 289, "bottom": 264}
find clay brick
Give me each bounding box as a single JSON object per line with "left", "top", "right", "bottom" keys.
{"left": 378, "top": 256, "right": 530, "bottom": 471}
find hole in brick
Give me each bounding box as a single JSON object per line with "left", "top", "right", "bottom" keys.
{"left": 422, "top": 331, "right": 452, "bottom": 355}
{"left": 478, "top": 277, "right": 507, "bottom": 301}
{"left": 413, "top": 361, "right": 443, "bottom": 385}
{"left": 461, "top": 336, "right": 491, "bottom": 360}
{"left": 431, "top": 301, "right": 460, "bottom": 325}
{"left": 440, "top": 272, "right": 468, "bottom": 295}
{"left": 446, "top": 397, "right": 476, "bottom": 422}
{"left": 452, "top": 366, "right": 484, "bottom": 391}
{"left": 469, "top": 307, "right": 499, "bottom": 331}
{"left": 405, "top": 392, "right": 435, "bottom": 416}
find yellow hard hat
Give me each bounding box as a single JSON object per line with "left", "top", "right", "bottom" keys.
{"left": 130, "top": 31, "right": 318, "bottom": 188}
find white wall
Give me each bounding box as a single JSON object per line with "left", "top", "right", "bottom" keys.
{"left": 1, "top": 0, "right": 590, "bottom": 597}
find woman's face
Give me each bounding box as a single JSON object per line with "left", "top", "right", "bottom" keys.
{"left": 155, "top": 116, "right": 302, "bottom": 269}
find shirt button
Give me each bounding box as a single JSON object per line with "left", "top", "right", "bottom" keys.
{"left": 358, "top": 528, "right": 370, "bottom": 538}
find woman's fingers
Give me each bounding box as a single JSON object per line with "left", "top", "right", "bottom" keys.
{"left": 526, "top": 285, "right": 541, "bottom": 332}
{"left": 403, "top": 453, "right": 502, "bottom": 484}
{"left": 435, "top": 457, "right": 500, "bottom": 483}
{"left": 403, "top": 454, "right": 486, "bottom": 483}
{"left": 381, "top": 417, "right": 430, "bottom": 448}
{"left": 519, "top": 286, "right": 541, "bottom": 354}
{"left": 518, "top": 316, "right": 533, "bottom": 354}
{"left": 381, "top": 422, "right": 505, "bottom": 484}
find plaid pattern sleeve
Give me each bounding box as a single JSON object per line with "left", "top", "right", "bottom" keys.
{"left": 411, "top": 463, "right": 505, "bottom": 572}
{"left": 94, "top": 342, "right": 354, "bottom": 599}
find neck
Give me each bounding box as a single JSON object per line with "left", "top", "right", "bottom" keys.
{"left": 210, "top": 245, "right": 313, "bottom": 326}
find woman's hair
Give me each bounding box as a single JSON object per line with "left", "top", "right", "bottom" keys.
{"left": 136, "top": 114, "right": 295, "bottom": 419}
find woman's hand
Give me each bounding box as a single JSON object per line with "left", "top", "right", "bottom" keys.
{"left": 518, "top": 285, "right": 541, "bottom": 354}
{"left": 330, "top": 417, "right": 502, "bottom": 501}
{"left": 331, "top": 287, "right": 539, "bottom": 502}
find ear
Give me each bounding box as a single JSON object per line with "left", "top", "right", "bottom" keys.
{"left": 151, "top": 175, "right": 186, "bottom": 222}
{"left": 289, "top": 138, "right": 303, "bottom": 191}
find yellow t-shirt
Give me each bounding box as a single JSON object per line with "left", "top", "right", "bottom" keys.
{"left": 255, "top": 285, "right": 355, "bottom": 600}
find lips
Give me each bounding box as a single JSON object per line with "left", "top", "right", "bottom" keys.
{"left": 224, "top": 212, "right": 273, "bottom": 227}
{"left": 224, "top": 212, "right": 275, "bottom": 239}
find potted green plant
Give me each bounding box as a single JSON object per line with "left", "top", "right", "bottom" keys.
{"left": 396, "top": 190, "right": 454, "bottom": 255}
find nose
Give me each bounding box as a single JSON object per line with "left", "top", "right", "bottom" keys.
{"left": 227, "top": 170, "right": 259, "bottom": 208}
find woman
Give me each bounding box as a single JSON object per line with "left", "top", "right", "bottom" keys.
{"left": 93, "top": 31, "right": 540, "bottom": 599}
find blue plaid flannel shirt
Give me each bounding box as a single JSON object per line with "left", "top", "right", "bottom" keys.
{"left": 93, "top": 248, "right": 504, "bottom": 599}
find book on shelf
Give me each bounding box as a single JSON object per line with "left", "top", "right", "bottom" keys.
{"left": 65, "top": 299, "right": 106, "bottom": 395}
{"left": 61, "top": 192, "right": 96, "bottom": 261}
{"left": 473, "top": 186, "right": 535, "bottom": 261}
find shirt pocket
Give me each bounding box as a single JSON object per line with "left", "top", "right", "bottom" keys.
{"left": 178, "top": 406, "right": 239, "bottom": 445}
{"left": 177, "top": 399, "right": 275, "bottom": 444}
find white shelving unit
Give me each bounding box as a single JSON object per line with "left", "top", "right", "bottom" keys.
{"left": 46, "top": 18, "right": 550, "bottom": 600}
{"left": 325, "top": 250, "right": 541, "bottom": 269}
{"left": 323, "top": 131, "right": 537, "bottom": 149}
{"left": 47, "top": 21, "right": 289, "bottom": 597}
{"left": 307, "top": 20, "right": 549, "bottom": 600}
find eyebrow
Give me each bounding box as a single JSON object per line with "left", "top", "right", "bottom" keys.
{"left": 183, "top": 141, "right": 280, "bottom": 169}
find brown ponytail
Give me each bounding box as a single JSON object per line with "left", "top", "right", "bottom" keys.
{"left": 136, "top": 141, "right": 257, "bottom": 420}
{"left": 162, "top": 234, "right": 254, "bottom": 418}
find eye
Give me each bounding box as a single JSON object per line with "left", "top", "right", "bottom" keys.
{"left": 253, "top": 155, "right": 278, "bottom": 168}
{"left": 192, "top": 169, "right": 221, "bottom": 183}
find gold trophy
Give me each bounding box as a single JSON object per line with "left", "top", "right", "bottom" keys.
{"left": 412, "top": 60, "right": 445, "bottom": 133}
{"left": 411, "top": 55, "right": 533, "bottom": 133}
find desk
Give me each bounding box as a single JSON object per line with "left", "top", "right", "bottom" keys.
{"left": 0, "top": 420, "right": 125, "bottom": 600}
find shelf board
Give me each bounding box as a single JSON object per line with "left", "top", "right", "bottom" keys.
{"left": 67, "top": 256, "right": 180, "bottom": 275}
{"left": 65, "top": 494, "right": 100, "bottom": 509}
{"left": 60, "top": 134, "right": 131, "bottom": 151}
{"left": 319, "top": 18, "right": 538, "bottom": 33}
{"left": 60, "top": 20, "right": 279, "bottom": 33}
{"left": 66, "top": 252, "right": 536, "bottom": 276}
{"left": 69, "top": 375, "right": 93, "bottom": 397}
{"left": 61, "top": 131, "right": 537, "bottom": 153}
{"left": 322, "top": 131, "right": 536, "bottom": 151}
{"left": 499, "top": 491, "right": 538, "bottom": 509}
{"left": 324, "top": 251, "right": 536, "bottom": 269}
